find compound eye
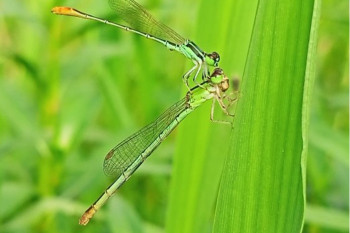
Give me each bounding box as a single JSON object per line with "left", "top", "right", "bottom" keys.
{"left": 211, "top": 52, "right": 220, "bottom": 66}
{"left": 210, "top": 68, "right": 223, "bottom": 78}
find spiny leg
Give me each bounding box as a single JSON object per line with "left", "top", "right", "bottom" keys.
{"left": 183, "top": 62, "right": 207, "bottom": 90}
{"left": 210, "top": 99, "right": 233, "bottom": 126}
{"left": 201, "top": 64, "right": 210, "bottom": 81}
{"left": 216, "top": 95, "right": 235, "bottom": 117}
{"left": 222, "top": 92, "right": 238, "bottom": 109}
{"left": 183, "top": 63, "right": 198, "bottom": 90}
{"left": 191, "top": 62, "right": 208, "bottom": 89}
{"left": 192, "top": 61, "right": 202, "bottom": 83}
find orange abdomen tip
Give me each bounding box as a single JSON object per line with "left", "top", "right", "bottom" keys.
{"left": 79, "top": 206, "right": 96, "bottom": 226}
{"left": 51, "top": 6, "right": 84, "bottom": 18}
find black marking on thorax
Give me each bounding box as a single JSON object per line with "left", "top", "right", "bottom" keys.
{"left": 186, "top": 41, "right": 206, "bottom": 60}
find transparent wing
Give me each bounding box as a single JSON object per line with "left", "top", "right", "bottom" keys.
{"left": 103, "top": 97, "right": 189, "bottom": 178}
{"left": 109, "top": 0, "right": 186, "bottom": 44}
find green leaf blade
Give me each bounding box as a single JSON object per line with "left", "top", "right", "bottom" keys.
{"left": 213, "top": 0, "right": 320, "bottom": 232}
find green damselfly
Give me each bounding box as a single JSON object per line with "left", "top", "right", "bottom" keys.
{"left": 51, "top": 0, "right": 220, "bottom": 88}
{"left": 79, "top": 68, "right": 234, "bottom": 225}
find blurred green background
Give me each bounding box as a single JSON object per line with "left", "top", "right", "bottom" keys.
{"left": 0, "top": 0, "right": 348, "bottom": 233}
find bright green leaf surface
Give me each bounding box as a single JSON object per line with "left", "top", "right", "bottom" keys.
{"left": 212, "top": 0, "right": 319, "bottom": 232}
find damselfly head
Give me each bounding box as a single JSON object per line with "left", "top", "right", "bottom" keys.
{"left": 206, "top": 52, "right": 220, "bottom": 66}
{"left": 210, "top": 67, "right": 223, "bottom": 80}
{"left": 209, "top": 68, "right": 229, "bottom": 92}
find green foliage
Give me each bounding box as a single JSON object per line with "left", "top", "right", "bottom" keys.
{"left": 0, "top": 0, "right": 348, "bottom": 233}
